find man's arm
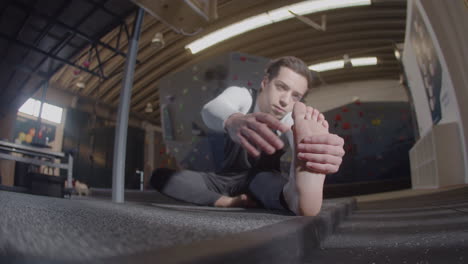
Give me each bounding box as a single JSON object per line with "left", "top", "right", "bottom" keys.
{"left": 201, "top": 86, "right": 289, "bottom": 157}
{"left": 225, "top": 112, "right": 289, "bottom": 157}
{"left": 201, "top": 86, "right": 253, "bottom": 132}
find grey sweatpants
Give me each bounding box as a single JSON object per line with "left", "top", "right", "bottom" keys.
{"left": 150, "top": 168, "right": 290, "bottom": 211}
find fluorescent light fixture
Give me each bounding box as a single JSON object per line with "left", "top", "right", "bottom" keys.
{"left": 185, "top": 0, "right": 371, "bottom": 54}
{"left": 19, "top": 98, "right": 63, "bottom": 124}
{"left": 186, "top": 14, "right": 271, "bottom": 54}
{"left": 309, "top": 59, "right": 344, "bottom": 72}
{"left": 287, "top": 0, "right": 370, "bottom": 16}
{"left": 351, "top": 57, "right": 378, "bottom": 66}
{"left": 309, "top": 56, "right": 378, "bottom": 72}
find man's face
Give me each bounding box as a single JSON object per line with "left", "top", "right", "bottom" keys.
{"left": 257, "top": 66, "right": 308, "bottom": 119}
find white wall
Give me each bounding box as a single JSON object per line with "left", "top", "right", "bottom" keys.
{"left": 402, "top": 0, "right": 462, "bottom": 136}
{"left": 305, "top": 79, "right": 408, "bottom": 112}
{"left": 403, "top": 0, "right": 468, "bottom": 183}
{"left": 402, "top": 41, "right": 434, "bottom": 135}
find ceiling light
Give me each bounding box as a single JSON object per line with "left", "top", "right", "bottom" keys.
{"left": 394, "top": 49, "right": 401, "bottom": 60}
{"left": 185, "top": 0, "right": 371, "bottom": 54}
{"left": 287, "top": 0, "right": 370, "bottom": 16}
{"left": 393, "top": 42, "right": 404, "bottom": 61}
{"left": 145, "top": 103, "right": 153, "bottom": 113}
{"left": 309, "top": 56, "right": 378, "bottom": 72}
{"left": 75, "top": 76, "right": 85, "bottom": 89}
{"left": 351, "top": 57, "right": 378, "bottom": 66}
{"left": 151, "top": 32, "right": 165, "bottom": 49}
{"left": 76, "top": 82, "right": 85, "bottom": 89}
{"left": 186, "top": 14, "right": 271, "bottom": 54}
{"left": 309, "top": 59, "right": 344, "bottom": 72}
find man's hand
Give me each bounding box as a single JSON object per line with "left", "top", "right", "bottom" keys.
{"left": 296, "top": 134, "right": 345, "bottom": 174}
{"left": 225, "top": 112, "right": 290, "bottom": 157}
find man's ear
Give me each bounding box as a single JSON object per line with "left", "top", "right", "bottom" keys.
{"left": 260, "top": 76, "right": 268, "bottom": 92}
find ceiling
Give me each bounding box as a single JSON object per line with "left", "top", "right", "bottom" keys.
{"left": 0, "top": 0, "right": 407, "bottom": 126}
{"left": 0, "top": 0, "right": 136, "bottom": 117}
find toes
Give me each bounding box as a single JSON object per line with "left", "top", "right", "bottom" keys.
{"left": 312, "top": 108, "right": 320, "bottom": 121}
{"left": 292, "top": 102, "right": 307, "bottom": 120}
{"left": 318, "top": 113, "right": 325, "bottom": 122}
{"left": 323, "top": 120, "right": 329, "bottom": 129}
{"left": 318, "top": 113, "right": 328, "bottom": 129}
{"left": 306, "top": 106, "right": 313, "bottom": 120}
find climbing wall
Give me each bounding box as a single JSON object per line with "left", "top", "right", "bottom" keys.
{"left": 281, "top": 101, "right": 416, "bottom": 184}
{"left": 325, "top": 101, "right": 415, "bottom": 184}
{"left": 158, "top": 52, "right": 269, "bottom": 171}
{"left": 153, "top": 134, "right": 177, "bottom": 170}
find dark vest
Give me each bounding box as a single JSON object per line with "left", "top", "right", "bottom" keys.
{"left": 218, "top": 88, "right": 285, "bottom": 175}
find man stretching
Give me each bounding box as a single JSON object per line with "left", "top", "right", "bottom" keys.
{"left": 151, "top": 56, "right": 345, "bottom": 216}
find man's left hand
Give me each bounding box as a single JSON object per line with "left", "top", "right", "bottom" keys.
{"left": 296, "top": 134, "right": 345, "bottom": 174}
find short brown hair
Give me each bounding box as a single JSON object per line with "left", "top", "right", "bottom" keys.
{"left": 265, "top": 56, "right": 316, "bottom": 90}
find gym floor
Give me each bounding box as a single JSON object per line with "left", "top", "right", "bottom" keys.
{"left": 0, "top": 185, "right": 467, "bottom": 263}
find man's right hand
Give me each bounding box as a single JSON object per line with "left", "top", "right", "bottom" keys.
{"left": 224, "top": 112, "right": 290, "bottom": 157}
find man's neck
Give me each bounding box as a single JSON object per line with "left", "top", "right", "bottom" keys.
{"left": 254, "top": 99, "right": 261, "bottom": 113}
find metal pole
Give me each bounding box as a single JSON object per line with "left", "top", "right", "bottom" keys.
{"left": 112, "top": 8, "right": 144, "bottom": 203}
{"left": 67, "top": 155, "right": 73, "bottom": 188}
{"left": 34, "top": 58, "right": 53, "bottom": 145}
{"left": 33, "top": 81, "right": 46, "bottom": 144}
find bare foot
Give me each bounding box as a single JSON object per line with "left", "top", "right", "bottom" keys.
{"left": 284, "top": 102, "right": 328, "bottom": 216}
{"left": 214, "top": 194, "right": 258, "bottom": 208}
{"left": 294, "top": 103, "right": 329, "bottom": 169}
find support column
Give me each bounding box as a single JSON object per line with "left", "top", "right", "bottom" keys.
{"left": 0, "top": 109, "right": 17, "bottom": 186}
{"left": 34, "top": 59, "right": 52, "bottom": 145}
{"left": 143, "top": 123, "right": 155, "bottom": 190}
{"left": 112, "top": 8, "right": 144, "bottom": 203}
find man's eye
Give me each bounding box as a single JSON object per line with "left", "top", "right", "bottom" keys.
{"left": 292, "top": 95, "right": 302, "bottom": 102}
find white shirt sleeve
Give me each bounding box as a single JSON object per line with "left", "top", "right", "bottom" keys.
{"left": 201, "top": 86, "right": 253, "bottom": 132}
{"left": 279, "top": 112, "right": 300, "bottom": 214}
{"left": 278, "top": 112, "right": 296, "bottom": 180}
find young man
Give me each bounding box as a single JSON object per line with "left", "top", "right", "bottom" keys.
{"left": 152, "top": 56, "right": 345, "bottom": 216}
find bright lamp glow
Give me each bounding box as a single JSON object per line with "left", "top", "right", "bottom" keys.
{"left": 186, "top": 0, "right": 371, "bottom": 54}
{"left": 19, "top": 98, "right": 63, "bottom": 124}
{"left": 309, "top": 56, "right": 378, "bottom": 72}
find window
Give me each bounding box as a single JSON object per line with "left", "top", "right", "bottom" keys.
{"left": 18, "top": 98, "right": 63, "bottom": 124}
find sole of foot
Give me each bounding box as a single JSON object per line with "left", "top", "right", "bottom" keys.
{"left": 291, "top": 102, "right": 328, "bottom": 216}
